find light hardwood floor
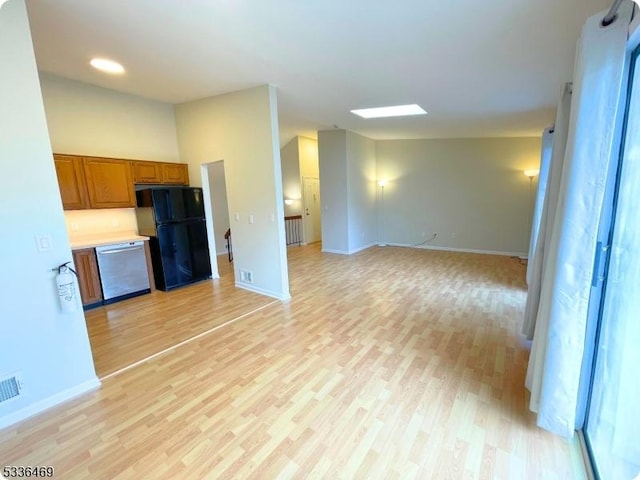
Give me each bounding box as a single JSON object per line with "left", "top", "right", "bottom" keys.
{"left": 0, "top": 245, "right": 586, "bottom": 479}
{"left": 86, "top": 255, "right": 274, "bottom": 377}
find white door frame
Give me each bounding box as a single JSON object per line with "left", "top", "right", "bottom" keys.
{"left": 200, "top": 162, "right": 223, "bottom": 280}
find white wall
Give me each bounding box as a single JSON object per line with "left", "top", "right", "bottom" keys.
{"left": 206, "top": 162, "right": 231, "bottom": 255}
{"left": 299, "top": 136, "right": 319, "bottom": 178}
{"left": 0, "top": 0, "right": 99, "bottom": 429}
{"left": 298, "top": 136, "right": 320, "bottom": 244}
{"left": 281, "top": 136, "right": 320, "bottom": 236}
{"left": 40, "top": 73, "right": 184, "bottom": 242}
{"left": 318, "top": 130, "right": 349, "bottom": 253}
{"left": 39, "top": 73, "right": 180, "bottom": 162}
{"left": 174, "top": 85, "right": 290, "bottom": 300}
{"left": 318, "top": 130, "right": 376, "bottom": 254}
{"left": 280, "top": 137, "right": 301, "bottom": 216}
{"left": 376, "top": 137, "right": 541, "bottom": 255}
{"left": 346, "top": 132, "right": 377, "bottom": 253}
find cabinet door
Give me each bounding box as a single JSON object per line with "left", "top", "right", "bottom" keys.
{"left": 83, "top": 157, "right": 136, "bottom": 208}
{"left": 53, "top": 155, "right": 88, "bottom": 210}
{"left": 73, "top": 249, "right": 103, "bottom": 306}
{"left": 161, "top": 163, "right": 189, "bottom": 185}
{"left": 132, "top": 161, "right": 162, "bottom": 184}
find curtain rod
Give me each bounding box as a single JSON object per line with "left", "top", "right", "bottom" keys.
{"left": 602, "top": 0, "right": 624, "bottom": 26}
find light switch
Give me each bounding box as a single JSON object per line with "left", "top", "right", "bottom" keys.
{"left": 36, "top": 234, "right": 53, "bottom": 252}
{"left": 234, "top": 213, "right": 240, "bottom": 221}
{"left": 269, "top": 213, "right": 275, "bottom": 222}
{"left": 249, "top": 214, "right": 255, "bottom": 224}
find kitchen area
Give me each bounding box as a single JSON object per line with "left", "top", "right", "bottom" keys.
{"left": 56, "top": 153, "right": 272, "bottom": 378}
{"left": 0, "top": 9, "right": 292, "bottom": 438}
{"left": 56, "top": 154, "right": 207, "bottom": 306}
{"left": 29, "top": 69, "right": 290, "bottom": 379}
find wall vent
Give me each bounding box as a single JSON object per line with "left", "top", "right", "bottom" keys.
{"left": 0, "top": 375, "right": 23, "bottom": 404}
{"left": 240, "top": 270, "right": 253, "bottom": 283}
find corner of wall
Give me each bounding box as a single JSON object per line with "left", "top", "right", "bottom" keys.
{"left": 174, "top": 85, "right": 290, "bottom": 300}
{"left": 0, "top": 0, "right": 98, "bottom": 430}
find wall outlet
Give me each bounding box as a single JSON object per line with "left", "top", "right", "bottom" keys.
{"left": 71, "top": 222, "right": 79, "bottom": 232}
{"left": 451, "top": 232, "right": 457, "bottom": 239}
{"left": 421, "top": 231, "right": 426, "bottom": 237}
{"left": 240, "top": 269, "right": 253, "bottom": 283}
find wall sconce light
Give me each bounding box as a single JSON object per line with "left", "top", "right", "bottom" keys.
{"left": 284, "top": 199, "right": 294, "bottom": 206}
{"left": 0, "top": 0, "right": 9, "bottom": 8}
{"left": 524, "top": 169, "right": 540, "bottom": 179}
{"left": 377, "top": 179, "right": 387, "bottom": 187}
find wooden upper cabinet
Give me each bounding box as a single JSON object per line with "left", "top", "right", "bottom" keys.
{"left": 53, "top": 154, "right": 89, "bottom": 210}
{"left": 73, "top": 248, "right": 103, "bottom": 306}
{"left": 53, "top": 154, "right": 189, "bottom": 210}
{"left": 132, "top": 160, "right": 189, "bottom": 185}
{"left": 161, "top": 163, "right": 189, "bottom": 185}
{"left": 132, "top": 160, "right": 163, "bottom": 184}
{"left": 83, "top": 157, "right": 136, "bottom": 208}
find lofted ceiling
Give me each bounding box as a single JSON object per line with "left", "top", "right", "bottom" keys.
{"left": 24, "top": 0, "right": 612, "bottom": 146}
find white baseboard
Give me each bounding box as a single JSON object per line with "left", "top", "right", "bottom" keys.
{"left": 0, "top": 377, "right": 101, "bottom": 431}
{"left": 322, "top": 243, "right": 376, "bottom": 255}
{"left": 348, "top": 243, "right": 376, "bottom": 254}
{"left": 235, "top": 281, "right": 291, "bottom": 301}
{"left": 321, "top": 248, "right": 350, "bottom": 255}
{"left": 385, "top": 242, "right": 527, "bottom": 257}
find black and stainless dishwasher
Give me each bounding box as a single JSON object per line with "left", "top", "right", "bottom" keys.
{"left": 95, "top": 241, "right": 150, "bottom": 303}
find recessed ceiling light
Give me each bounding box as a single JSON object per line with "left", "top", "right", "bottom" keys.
{"left": 90, "top": 58, "right": 125, "bottom": 75}
{"left": 351, "top": 104, "right": 427, "bottom": 119}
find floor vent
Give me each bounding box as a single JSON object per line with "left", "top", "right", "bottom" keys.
{"left": 0, "top": 375, "right": 23, "bottom": 404}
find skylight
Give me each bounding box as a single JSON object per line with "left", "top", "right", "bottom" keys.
{"left": 350, "top": 104, "right": 427, "bottom": 119}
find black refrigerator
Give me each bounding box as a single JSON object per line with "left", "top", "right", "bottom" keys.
{"left": 136, "top": 187, "right": 212, "bottom": 291}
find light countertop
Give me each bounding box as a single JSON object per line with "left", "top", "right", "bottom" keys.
{"left": 70, "top": 234, "right": 150, "bottom": 250}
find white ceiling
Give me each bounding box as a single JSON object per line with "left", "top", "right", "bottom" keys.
{"left": 25, "top": 0, "right": 612, "bottom": 145}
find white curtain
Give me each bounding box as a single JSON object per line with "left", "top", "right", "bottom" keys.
{"left": 525, "top": 2, "right": 632, "bottom": 438}
{"left": 522, "top": 88, "right": 572, "bottom": 340}
{"left": 526, "top": 127, "right": 553, "bottom": 287}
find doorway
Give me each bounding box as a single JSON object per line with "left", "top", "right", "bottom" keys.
{"left": 302, "top": 177, "right": 321, "bottom": 244}
{"left": 201, "top": 161, "right": 231, "bottom": 278}
{"left": 583, "top": 45, "right": 640, "bottom": 480}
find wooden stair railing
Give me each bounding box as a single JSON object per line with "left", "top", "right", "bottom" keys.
{"left": 284, "top": 215, "right": 302, "bottom": 246}
{"left": 224, "top": 228, "right": 233, "bottom": 262}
